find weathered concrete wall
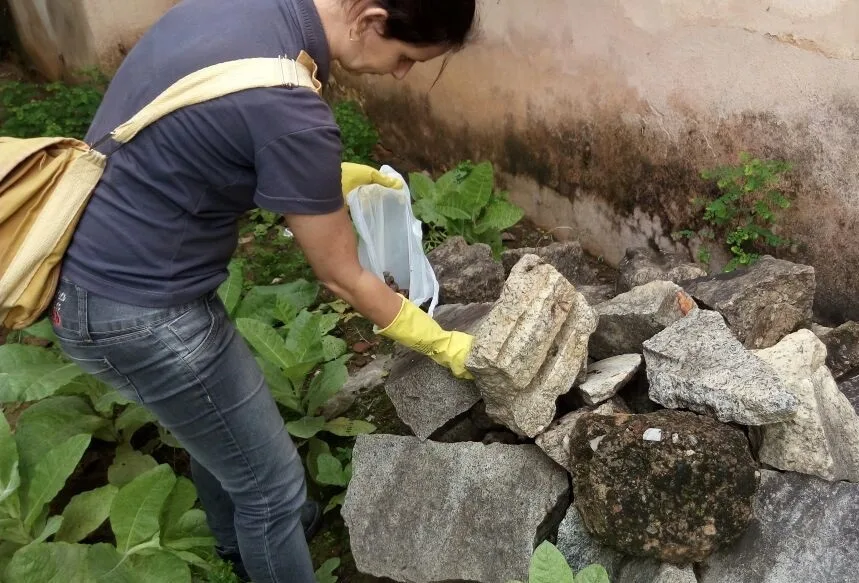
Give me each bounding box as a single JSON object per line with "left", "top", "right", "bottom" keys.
{"left": 6, "top": 0, "right": 179, "bottom": 80}
{"left": 332, "top": 0, "right": 859, "bottom": 323}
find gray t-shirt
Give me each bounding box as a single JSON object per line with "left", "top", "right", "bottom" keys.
{"left": 61, "top": 0, "right": 343, "bottom": 307}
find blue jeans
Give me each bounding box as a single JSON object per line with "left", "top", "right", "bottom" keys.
{"left": 50, "top": 279, "right": 316, "bottom": 583}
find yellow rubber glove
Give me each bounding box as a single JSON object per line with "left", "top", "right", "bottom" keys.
{"left": 341, "top": 162, "right": 403, "bottom": 198}
{"left": 377, "top": 295, "right": 475, "bottom": 379}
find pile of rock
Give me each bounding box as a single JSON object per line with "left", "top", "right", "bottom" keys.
{"left": 339, "top": 242, "right": 859, "bottom": 583}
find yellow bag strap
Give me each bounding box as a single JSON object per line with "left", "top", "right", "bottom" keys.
{"left": 106, "top": 50, "right": 321, "bottom": 146}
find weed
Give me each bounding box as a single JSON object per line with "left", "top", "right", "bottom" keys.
{"left": 333, "top": 100, "right": 379, "bottom": 166}
{"left": 674, "top": 152, "right": 793, "bottom": 271}
{"left": 409, "top": 160, "right": 525, "bottom": 257}
{"left": 0, "top": 71, "right": 105, "bottom": 139}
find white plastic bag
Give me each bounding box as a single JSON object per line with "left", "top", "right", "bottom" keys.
{"left": 346, "top": 165, "right": 440, "bottom": 316}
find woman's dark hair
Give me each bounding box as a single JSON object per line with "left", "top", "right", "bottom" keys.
{"left": 367, "top": 0, "right": 477, "bottom": 47}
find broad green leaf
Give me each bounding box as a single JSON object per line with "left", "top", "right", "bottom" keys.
{"left": 160, "top": 547, "right": 211, "bottom": 571}
{"left": 314, "top": 454, "right": 348, "bottom": 486}
{"left": 305, "top": 437, "right": 331, "bottom": 484}
{"left": 217, "top": 260, "right": 244, "bottom": 316}
{"left": 315, "top": 557, "right": 341, "bottom": 583}
{"left": 0, "top": 414, "right": 20, "bottom": 509}
{"left": 21, "top": 319, "right": 57, "bottom": 343}
{"left": 257, "top": 358, "right": 302, "bottom": 414}
{"left": 454, "top": 160, "right": 493, "bottom": 219}
{"left": 407, "top": 172, "right": 436, "bottom": 201}
{"left": 55, "top": 484, "right": 118, "bottom": 543}
{"left": 236, "top": 318, "right": 298, "bottom": 370}
{"left": 31, "top": 514, "right": 63, "bottom": 544}
{"left": 234, "top": 288, "right": 277, "bottom": 324}
{"left": 479, "top": 198, "right": 525, "bottom": 233}
{"left": 157, "top": 427, "right": 184, "bottom": 450}
{"left": 412, "top": 198, "right": 449, "bottom": 229}
{"left": 0, "top": 345, "right": 85, "bottom": 403}
{"left": 160, "top": 477, "right": 197, "bottom": 537}
{"left": 433, "top": 201, "right": 473, "bottom": 222}
{"left": 284, "top": 311, "right": 325, "bottom": 366}
{"left": 270, "top": 279, "right": 319, "bottom": 311}
{"left": 111, "top": 464, "right": 176, "bottom": 554}
{"left": 323, "top": 417, "right": 377, "bottom": 437}
{"left": 305, "top": 357, "right": 348, "bottom": 416}
{"left": 88, "top": 543, "right": 192, "bottom": 583}
{"left": 15, "top": 396, "right": 107, "bottom": 477}
{"left": 286, "top": 416, "right": 326, "bottom": 439}
{"left": 58, "top": 375, "right": 131, "bottom": 415}
{"left": 282, "top": 361, "right": 319, "bottom": 395}
{"left": 435, "top": 168, "right": 460, "bottom": 197}
{"left": 5, "top": 542, "right": 91, "bottom": 583}
{"left": 529, "top": 541, "right": 574, "bottom": 583}
{"left": 317, "top": 313, "right": 341, "bottom": 336}
{"left": 275, "top": 296, "right": 299, "bottom": 325}
{"left": 324, "top": 491, "right": 346, "bottom": 514}
{"left": 115, "top": 404, "right": 156, "bottom": 442}
{"left": 575, "top": 564, "right": 611, "bottom": 583}
{"left": 322, "top": 336, "right": 348, "bottom": 362}
{"left": 22, "top": 434, "right": 91, "bottom": 531}
{"left": 163, "top": 509, "right": 214, "bottom": 550}
{"left": 127, "top": 550, "right": 191, "bottom": 583}
{"left": 109, "top": 446, "right": 159, "bottom": 488}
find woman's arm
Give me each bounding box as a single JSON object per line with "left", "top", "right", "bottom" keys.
{"left": 284, "top": 207, "right": 402, "bottom": 328}
{"left": 284, "top": 206, "right": 474, "bottom": 379}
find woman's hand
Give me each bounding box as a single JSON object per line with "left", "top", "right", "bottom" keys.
{"left": 340, "top": 162, "right": 403, "bottom": 198}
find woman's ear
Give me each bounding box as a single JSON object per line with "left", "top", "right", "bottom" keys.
{"left": 354, "top": 6, "right": 389, "bottom": 37}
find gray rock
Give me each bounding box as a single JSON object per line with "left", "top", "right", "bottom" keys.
{"left": 840, "top": 374, "right": 859, "bottom": 415}
{"left": 501, "top": 241, "right": 593, "bottom": 285}
{"left": 571, "top": 410, "right": 758, "bottom": 564}
{"left": 385, "top": 303, "right": 492, "bottom": 439}
{"left": 342, "top": 435, "right": 570, "bottom": 583}
{"left": 466, "top": 255, "right": 598, "bottom": 437}
{"left": 578, "top": 354, "right": 643, "bottom": 406}
{"left": 558, "top": 508, "right": 698, "bottom": 583}
{"left": 535, "top": 400, "right": 622, "bottom": 472}
{"left": 589, "top": 281, "right": 693, "bottom": 360}
{"left": 427, "top": 236, "right": 505, "bottom": 304}
{"left": 320, "top": 355, "right": 392, "bottom": 419}
{"left": 644, "top": 309, "right": 798, "bottom": 425}
{"left": 617, "top": 247, "right": 707, "bottom": 293}
{"left": 752, "top": 329, "right": 859, "bottom": 482}
{"left": 578, "top": 284, "right": 617, "bottom": 306}
{"left": 816, "top": 320, "right": 859, "bottom": 380}
{"left": 700, "top": 470, "right": 859, "bottom": 583}
{"left": 682, "top": 255, "right": 815, "bottom": 349}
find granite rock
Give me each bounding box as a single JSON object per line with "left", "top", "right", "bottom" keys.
{"left": 682, "top": 255, "right": 815, "bottom": 349}
{"left": 343, "top": 435, "right": 570, "bottom": 583}
{"left": 752, "top": 329, "right": 859, "bottom": 482}
{"left": 467, "top": 255, "right": 598, "bottom": 437}
{"left": 643, "top": 309, "right": 798, "bottom": 425}
{"left": 589, "top": 281, "right": 692, "bottom": 361}
{"left": 385, "top": 303, "right": 492, "bottom": 439}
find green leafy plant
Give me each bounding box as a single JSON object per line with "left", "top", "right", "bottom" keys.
{"left": 333, "top": 100, "right": 379, "bottom": 165}
{"left": 0, "top": 72, "right": 105, "bottom": 139}
{"left": 218, "top": 261, "right": 375, "bottom": 512}
{"left": 674, "top": 152, "right": 793, "bottom": 272}
{"left": 2, "top": 444, "right": 217, "bottom": 582}
{"left": 506, "top": 541, "right": 610, "bottom": 583}
{"left": 409, "top": 161, "right": 524, "bottom": 257}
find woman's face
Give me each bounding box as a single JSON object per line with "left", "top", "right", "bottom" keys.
{"left": 337, "top": 8, "right": 450, "bottom": 79}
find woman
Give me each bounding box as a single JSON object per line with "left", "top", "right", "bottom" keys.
{"left": 49, "top": 0, "right": 477, "bottom": 581}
